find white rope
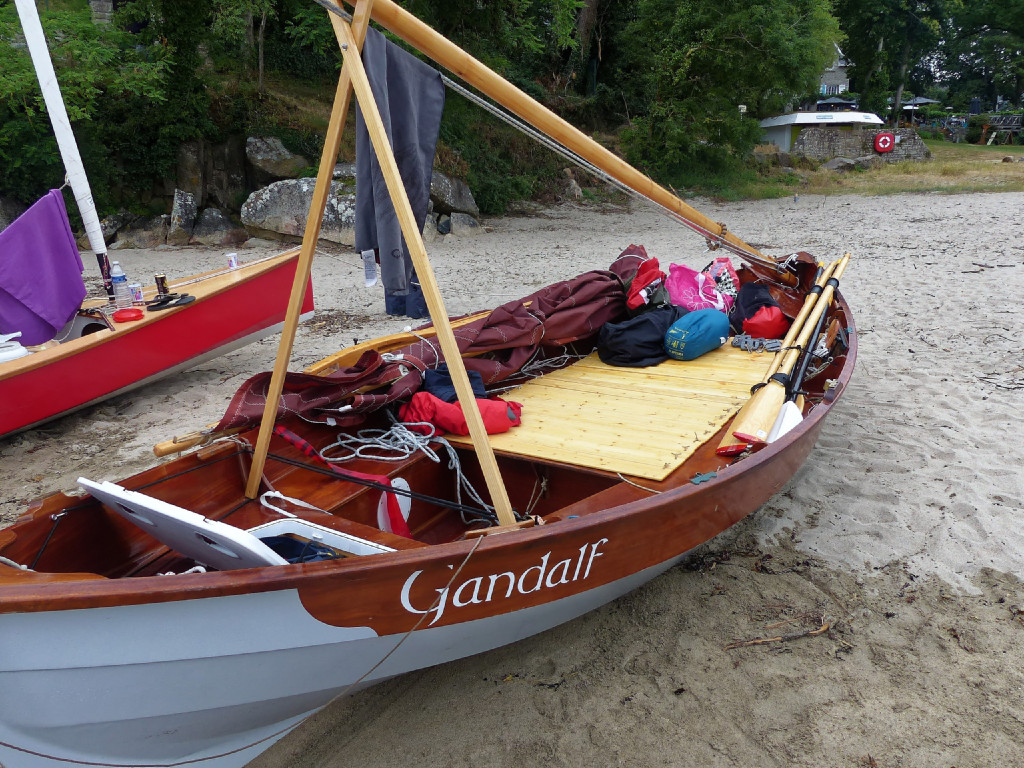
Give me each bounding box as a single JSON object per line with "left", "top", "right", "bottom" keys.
{"left": 321, "top": 417, "right": 497, "bottom": 525}
{"left": 0, "top": 555, "right": 29, "bottom": 571}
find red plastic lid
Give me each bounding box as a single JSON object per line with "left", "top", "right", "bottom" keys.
{"left": 112, "top": 308, "right": 144, "bottom": 323}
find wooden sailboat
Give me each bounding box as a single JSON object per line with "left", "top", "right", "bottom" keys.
{"left": 0, "top": 1, "right": 856, "bottom": 767}
{"left": 0, "top": 0, "right": 314, "bottom": 438}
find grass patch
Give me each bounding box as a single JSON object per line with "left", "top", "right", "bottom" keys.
{"left": 768, "top": 140, "right": 1024, "bottom": 198}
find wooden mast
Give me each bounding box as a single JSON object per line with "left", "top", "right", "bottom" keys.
{"left": 246, "top": 0, "right": 517, "bottom": 527}
{"left": 340, "top": 0, "right": 790, "bottom": 281}
{"left": 244, "top": 0, "right": 375, "bottom": 499}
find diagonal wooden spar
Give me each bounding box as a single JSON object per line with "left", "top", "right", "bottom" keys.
{"left": 246, "top": 0, "right": 517, "bottom": 527}
{"left": 244, "top": 0, "right": 374, "bottom": 500}
{"left": 330, "top": 0, "right": 793, "bottom": 283}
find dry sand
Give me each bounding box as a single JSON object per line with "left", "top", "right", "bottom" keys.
{"left": 2, "top": 191, "right": 1023, "bottom": 767}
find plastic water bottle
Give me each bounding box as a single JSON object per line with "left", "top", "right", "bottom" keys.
{"left": 110, "top": 261, "right": 132, "bottom": 309}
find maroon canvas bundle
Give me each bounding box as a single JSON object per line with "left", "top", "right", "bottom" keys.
{"left": 216, "top": 249, "right": 641, "bottom": 431}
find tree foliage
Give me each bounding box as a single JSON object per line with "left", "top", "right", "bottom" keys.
{"left": 0, "top": 0, "right": 859, "bottom": 212}
{"left": 614, "top": 0, "right": 839, "bottom": 178}
{"left": 0, "top": 5, "right": 169, "bottom": 206}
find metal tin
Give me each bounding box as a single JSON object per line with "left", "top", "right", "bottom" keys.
{"left": 154, "top": 273, "right": 169, "bottom": 296}
{"left": 129, "top": 283, "right": 143, "bottom": 305}
{"left": 226, "top": 252, "right": 239, "bottom": 269}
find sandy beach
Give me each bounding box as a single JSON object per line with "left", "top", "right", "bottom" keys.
{"left": 2, "top": 190, "right": 1023, "bottom": 767}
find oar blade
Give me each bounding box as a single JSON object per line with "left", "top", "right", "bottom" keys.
{"left": 731, "top": 381, "right": 787, "bottom": 444}
{"left": 767, "top": 400, "right": 803, "bottom": 443}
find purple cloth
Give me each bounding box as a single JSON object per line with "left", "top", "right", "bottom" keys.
{"left": 0, "top": 190, "right": 86, "bottom": 345}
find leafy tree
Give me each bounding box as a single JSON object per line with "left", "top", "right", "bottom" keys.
{"left": 0, "top": 5, "right": 168, "bottom": 207}
{"left": 210, "top": 0, "right": 277, "bottom": 93}
{"left": 937, "top": 0, "right": 1024, "bottom": 110}
{"left": 613, "top": 0, "right": 839, "bottom": 177}
{"left": 835, "top": 0, "right": 958, "bottom": 121}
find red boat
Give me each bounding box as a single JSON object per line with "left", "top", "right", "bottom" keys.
{"left": 0, "top": 251, "right": 314, "bottom": 438}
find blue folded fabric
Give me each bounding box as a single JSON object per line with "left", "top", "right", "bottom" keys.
{"left": 423, "top": 363, "right": 487, "bottom": 403}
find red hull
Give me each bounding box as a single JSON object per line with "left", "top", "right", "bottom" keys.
{"left": 0, "top": 255, "right": 313, "bottom": 437}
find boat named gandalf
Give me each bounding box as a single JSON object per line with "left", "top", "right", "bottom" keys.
{"left": 0, "top": 1, "right": 856, "bottom": 766}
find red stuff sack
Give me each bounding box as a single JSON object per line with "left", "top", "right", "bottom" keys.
{"left": 399, "top": 391, "right": 523, "bottom": 436}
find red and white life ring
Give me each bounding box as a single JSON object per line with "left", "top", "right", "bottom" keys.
{"left": 874, "top": 132, "right": 895, "bottom": 153}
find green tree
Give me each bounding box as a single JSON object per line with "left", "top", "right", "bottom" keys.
{"left": 835, "top": 0, "right": 957, "bottom": 121}
{"left": 938, "top": 0, "right": 1024, "bottom": 109}
{"left": 0, "top": 5, "right": 168, "bottom": 206}
{"left": 614, "top": 0, "right": 839, "bottom": 177}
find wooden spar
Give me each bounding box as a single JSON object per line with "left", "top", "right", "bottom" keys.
{"left": 331, "top": 19, "right": 516, "bottom": 527}
{"left": 337, "top": 0, "right": 792, "bottom": 283}
{"left": 244, "top": 0, "right": 375, "bottom": 499}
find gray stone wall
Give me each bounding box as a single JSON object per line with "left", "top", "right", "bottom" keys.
{"left": 89, "top": 1, "right": 113, "bottom": 24}
{"left": 792, "top": 127, "right": 931, "bottom": 162}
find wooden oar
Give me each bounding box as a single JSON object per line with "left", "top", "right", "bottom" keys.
{"left": 730, "top": 254, "right": 850, "bottom": 446}
{"left": 766, "top": 291, "right": 834, "bottom": 442}
{"left": 716, "top": 260, "right": 837, "bottom": 457}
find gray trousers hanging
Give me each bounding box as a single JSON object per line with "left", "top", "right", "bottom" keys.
{"left": 354, "top": 27, "right": 445, "bottom": 311}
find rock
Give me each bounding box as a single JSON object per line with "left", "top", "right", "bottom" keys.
{"left": 240, "top": 178, "right": 356, "bottom": 245}
{"left": 246, "top": 137, "right": 312, "bottom": 188}
{"left": 176, "top": 141, "right": 206, "bottom": 207}
{"left": 430, "top": 171, "right": 479, "bottom": 216}
{"left": 1018, "top": 156, "right": 1024, "bottom": 163}
{"left": 448, "top": 212, "right": 481, "bottom": 236}
{"left": 854, "top": 155, "right": 883, "bottom": 170}
{"left": 0, "top": 197, "right": 27, "bottom": 234}
{"left": 78, "top": 210, "right": 137, "bottom": 249}
{"left": 333, "top": 162, "right": 357, "bottom": 183}
{"left": 562, "top": 169, "right": 583, "bottom": 201}
{"left": 421, "top": 212, "right": 440, "bottom": 243}
{"left": 242, "top": 237, "right": 280, "bottom": 249}
{"left": 190, "top": 208, "right": 248, "bottom": 247}
{"left": 206, "top": 137, "right": 247, "bottom": 212}
{"left": 436, "top": 213, "right": 451, "bottom": 235}
{"left": 110, "top": 215, "right": 168, "bottom": 249}
{"left": 167, "top": 190, "right": 197, "bottom": 245}
{"left": 823, "top": 157, "right": 857, "bottom": 172}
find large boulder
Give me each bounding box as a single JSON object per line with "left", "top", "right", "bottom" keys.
{"left": 240, "top": 178, "right": 357, "bottom": 245}
{"left": 448, "top": 212, "right": 482, "bottom": 237}
{"left": 246, "top": 137, "right": 312, "bottom": 188}
{"left": 333, "top": 162, "right": 357, "bottom": 184}
{"left": 822, "top": 157, "right": 857, "bottom": 172}
{"left": 190, "top": 208, "right": 248, "bottom": 247}
{"left": 0, "top": 197, "right": 27, "bottom": 234}
{"left": 430, "top": 171, "right": 479, "bottom": 216}
{"left": 167, "top": 189, "right": 197, "bottom": 245}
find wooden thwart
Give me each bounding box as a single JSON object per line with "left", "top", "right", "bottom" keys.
{"left": 451, "top": 346, "right": 773, "bottom": 481}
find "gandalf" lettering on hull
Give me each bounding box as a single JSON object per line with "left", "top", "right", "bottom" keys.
{"left": 401, "top": 538, "right": 610, "bottom": 625}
